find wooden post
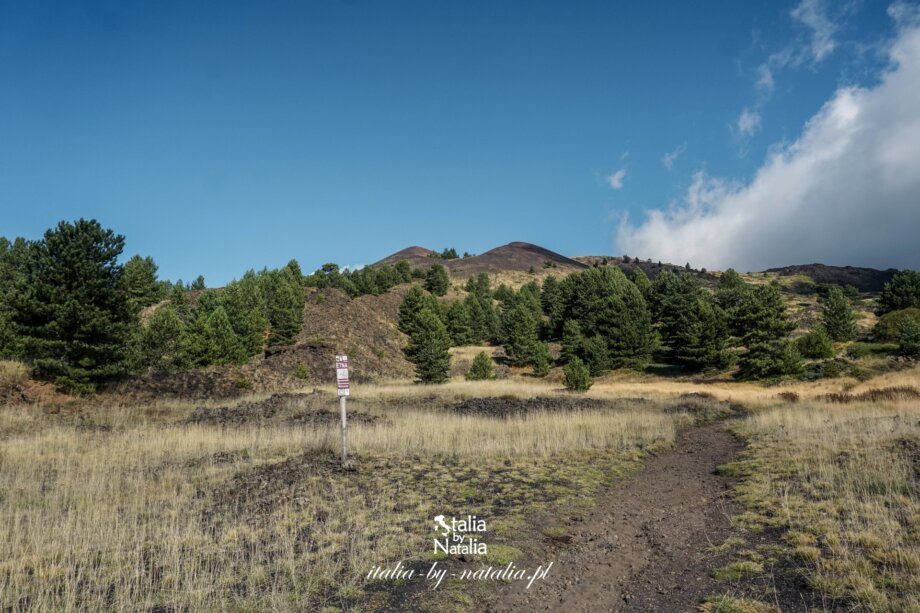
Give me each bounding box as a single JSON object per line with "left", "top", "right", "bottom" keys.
{"left": 339, "top": 394, "right": 348, "bottom": 465}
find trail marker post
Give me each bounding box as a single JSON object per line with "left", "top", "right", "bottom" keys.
{"left": 335, "top": 355, "right": 350, "bottom": 465}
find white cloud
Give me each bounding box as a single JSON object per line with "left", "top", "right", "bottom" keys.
{"left": 606, "top": 168, "right": 627, "bottom": 190}
{"left": 661, "top": 143, "right": 687, "bottom": 170}
{"left": 618, "top": 18, "right": 920, "bottom": 271}
{"left": 791, "top": 0, "right": 838, "bottom": 63}
{"left": 735, "top": 107, "right": 762, "bottom": 137}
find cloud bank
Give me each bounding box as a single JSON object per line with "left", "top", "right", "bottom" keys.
{"left": 618, "top": 13, "right": 920, "bottom": 272}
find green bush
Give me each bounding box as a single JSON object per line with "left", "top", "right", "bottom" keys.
{"left": 736, "top": 339, "right": 804, "bottom": 380}
{"left": 898, "top": 317, "right": 920, "bottom": 358}
{"left": 874, "top": 308, "right": 920, "bottom": 342}
{"left": 877, "top": 269, "right": 920, "bottom": 315}
{"left": 563, "top": 357, "right": 592, "bottom": 392}
{"left": 465, "top": 351, "right": 496, "bottom": 381}
{"left": 530, "top": 341, "right": 551, "bottom": 377}
{"left": 795, "top": 326, "right": 835, "bottom": 359}
{"left": 293, "top": 362, "right": 310, "bottom": 379}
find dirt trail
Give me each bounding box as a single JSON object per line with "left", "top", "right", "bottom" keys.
{"left": 494, "top": 424, "right": 743, "bottom": 612}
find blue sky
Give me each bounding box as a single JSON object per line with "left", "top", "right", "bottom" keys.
{"left": 1, "top": 1, "right": 917, "bottom": 284}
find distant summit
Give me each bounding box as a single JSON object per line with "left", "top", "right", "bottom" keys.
{"left": 373, "top": 241, "right": 587, "bottom": 277}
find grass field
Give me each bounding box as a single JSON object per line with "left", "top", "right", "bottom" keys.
{"left": 0, "top": 385, "right": 686, "bottom": 612}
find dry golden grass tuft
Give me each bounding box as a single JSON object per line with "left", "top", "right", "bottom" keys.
{"left": 0, "top": 360, "right": 28, "bottom": 391}
{"left": 726, "top": 400, "right": 920, "bottom": 611}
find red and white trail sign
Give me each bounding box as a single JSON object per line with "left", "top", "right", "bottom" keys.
{"left": 335, "top": 355, "right": 350, "bottom": 397}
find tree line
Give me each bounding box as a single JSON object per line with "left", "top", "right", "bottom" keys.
{"left": 0, "top": 219, "right": 308, "bottom": 392}
{"left": 398, "top": 265, "right": 920, "bottom": 388}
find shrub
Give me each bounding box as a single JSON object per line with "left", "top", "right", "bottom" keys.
{"left": 795, "top": 326, "right": 835, "bottom": 359}
{"left": 563, "top": 357, "right": 592, "bottom": 392}
{"left": 874, "top": 308, "right": 920, "bottom": 341}
{"left": 465, "top": 351, "right": 496, "bottom": 381}
{"left": 293, "top": 362, "right": 310, "bottom": 379}
{"left": 234, "top": 378, "right": 252, "bottom": 389}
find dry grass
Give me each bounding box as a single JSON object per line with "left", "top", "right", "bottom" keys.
{"left": 726, "top": 401, "right": 920, "bottom": 612}
{"left": 0, "top": 360, "right": 28, "bottom": 391}
{"left": 0, "top": 392, "right": 678, "bottom": 612}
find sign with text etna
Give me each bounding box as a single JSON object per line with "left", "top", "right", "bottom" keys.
{"left": 335, "top": 355, "right": 349, "bottom": 465}
{"left": 336, "top": 355, "right": 350, "bottom": 396}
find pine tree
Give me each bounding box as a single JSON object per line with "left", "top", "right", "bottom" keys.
{"left": 425, "top": 264, "right": 450, "bottom": 296}
{"left": 563, "top": 357, "right": 592, "bottom": 392}
{"left": 736, "top": 339, "right": 804, "bottom": 380}
{"left": 466, "top": 351, "right": 496, "bottom": 380}
{"left": 128, "top": 304, "right": 187, "bottom": 373}
{"left": 583, "top": 335, "right": 610, "bottom": 375}
{"left": 13, "top": 219, "right": 134, "bottom": 392}
{"left": 559, "top": 267, "right": 656, "bottom": 367}
{"left": 403, "top": 308, "right": 452, "bottom": 383}
{"left": 121, "top": 255, "right": 163, "bottom": 312}
{"left": 501, "top": 299, "right": 539, "bottom": 367}
{"left": 877, "top": 270, "right": 920, "bottom": 315}
{"left": 191, "top": 275, "right": 206, "bottom": 290}
{"left": 530, "top": 341, "right": 551, "bottom": 377}
{"left": 399, "top": 285, "right": 439, "bottom": 336}
{"left": 898, "top": 317, "right": 920, "bottom": 357}
{"left": 735, "top": 283, "right": 799, "bottom": 379}
{"left": 795, "top": 326, "right": 835, "bottom": 359}
{"left": 648, "top": 270, "right": 702, "bottom": 353}
{"left": 264, "top": 267, "right": 304, "bottom": 346}
{"left": 631, "top": 267, "right": 651, "bottom": 297}
{"left": 540, "top": 275, "right": 565, "bottom": 338}
{"left": 395, "top": 260, "right": 412, "bottom": 283}
{"left": 673, "top": 295, "right": 733, "bottom": 370}
{"left": 205, "top": 306, "right": 248, "bottom": 365}
{"left": 446, "top": 300, "right": 473, "bottom": 346}
{"left": 821, "top": 285, "right": 856, "bottom": 342}
{"left": 221, "top": 271, "right": 269, "bottom": 356}
{"left": 561, "top": 319, "right": 584, "bottom": 364}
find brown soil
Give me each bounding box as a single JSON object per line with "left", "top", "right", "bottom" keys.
{"left": 493, "top": 424, "right": 744, "bottom": 612}
{"left": 374, "top": 242, "right": 587, "bottom": 276}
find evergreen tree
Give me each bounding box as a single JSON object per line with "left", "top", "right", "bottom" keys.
{"left": 877, "top": 270, "right": 920, "bottom": 315}
{"left": 205, "top": 306, "right": 248, "bottom": 365}
{"left": 631, "top": 267, "right": 651, "bottom": 297}
{"left": 736, "top": 339, "right": 804, "bottom": 380}
{"left": 466, "top": 351, "right": 496, "bottom": 380}
{"left": 221, "top": 271, "right": 269, "bottom": 355}
{"left": 559, "top": 267, "right": 656, "bottom": 367}
{"left": 560, "top": 319, "right": 584, "bottom": 364}
{"left": 446, "top": 300, "right": 473, "bottom": 346}
{"left": 647, "top": 271, "right": 702, "bottom": 352}
{"left": 425, "top": 264, "right": 450, "bottom": 296}
{"left": 395, "top": 260, "right": 413, "bottom": 283}
{"left": 121, "top": 255, "right": 163, "bottom": 312}
{"left": 898, "top": 317, "right": 920, "bottom": 357}
{"left": 403, "top": 308, "right": 452, "bottom": 383}
{"left": 465, "top": 295, "right": 486, "bottom": 344}
{"left": 398, "top": 285, "right": 439, "bottom": 335}
{"left": 540, "top": 275, "right": 565, "bottom": 338}
{"left": 563, "top": 357, "right": 592, "bottom": 392}
{"left": 583, "top": 335, "right": 610, "bottom": 375}
{"left": 530, "top": 341, "right": 551, "bottom": 377}
{"left": 13, "top": 219, "right": 134, "bottom": 392}
{"left": 128, "top": 304, "right": 187, "bottom": 372}
{"left": 191, "top": 275, "right": 206, "bottom": 290}
{"left": 264, "top": 267, "right": 304, "bottom": 346}
{"left": 795, "top": 326, "right": 835, "bottom": 359}
{"left": 285, "top": 259, "right": 304, "bottom": 282}
{"left": 715, "top": 268, "right": 749, "bottom": 337}
{"left": 465, "top": 273, "right": 491, "bottom": 298}
{"left": 734, "top": 283, "right": 799, "bottom": 380}
{"left": 673, "top": 295, "right": 733, "bottom": 370}
{"left": 821, "top": 285, "right": 856, "bottom": 341}
{"left": 501, "top": 299, "right": 539, "bottom": 366}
